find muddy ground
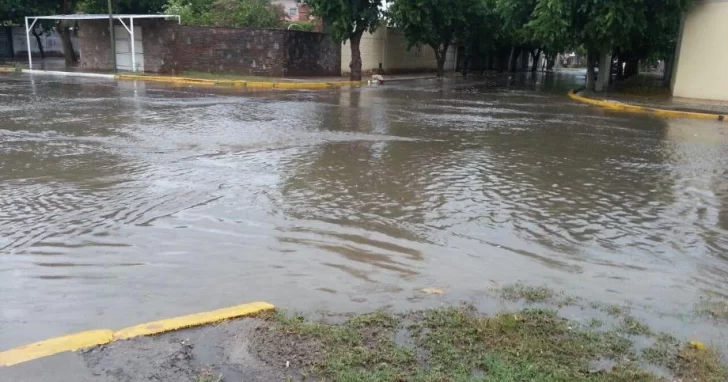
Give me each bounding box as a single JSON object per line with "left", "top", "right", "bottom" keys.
{"left": 1, "top": 318, "right": 296, "bottom": 382}
{"left": 2, "top": 284, "right": 728, "bottom": 382}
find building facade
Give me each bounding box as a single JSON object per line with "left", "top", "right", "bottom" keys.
{"left": 341, "top": 25, "right": 456, "bottom": 75}
{"left": 672, "top": 0, "right": 728, "bottom": 102}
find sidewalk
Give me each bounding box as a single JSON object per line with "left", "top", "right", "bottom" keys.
{"left": 0, "top": 59, "right": 437, "bottom": 90}
{"left": 570, "top": 90, "right": 727, "bottom": 121}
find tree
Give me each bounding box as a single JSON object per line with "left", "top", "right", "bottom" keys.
{"left": 388, "top": 0, "right": 475, "bottom": 77}
{"left": 0, "top": 0, "right": 57, "bottom": 58}
{"left": 495, "top": 0, "right": 538, "bottom": 72}
{"left": 306, "top": 0, "right": 382, "bottom": 81}
{"left": 459, "top": 0, "right": 502, "bottom": 75}
{"left": 164, "top": 0, "right": 284, "bottom": 29}
{"left": 530, "top": 0, "right": 691, "bottom": 91}
{"left": 77, "top": 0, "right": 167, "bottom": 13}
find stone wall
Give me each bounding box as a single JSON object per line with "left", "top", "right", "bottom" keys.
{"left": 78, "top": 20, "right": 114, "bottom": 71}
{"left": 78, "top": 21, "right": 340, "bottom": 77}
{"left": 285, "top": 31, "right": 340, "bottom": 77}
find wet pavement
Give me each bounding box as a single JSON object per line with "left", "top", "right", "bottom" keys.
{"left": 1, "top": 71, "right": 728, "bottom": 351}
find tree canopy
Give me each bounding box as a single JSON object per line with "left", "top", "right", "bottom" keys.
{"left": 388, "top": 0, "right": 475, "bottom": 76}
{"left": 306, "top": 0, "right": 382, "bottom": 80}
{"left": 383, "top": 0, "right": 693, "bottom": 88}
{"left": 164, "top": 0, "right": 283, "bottom": 28}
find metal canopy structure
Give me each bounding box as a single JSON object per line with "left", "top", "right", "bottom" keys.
{"left": 24, "top": 14, "right": 181, "bottom": 72}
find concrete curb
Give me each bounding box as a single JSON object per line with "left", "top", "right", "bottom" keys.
{"left": 116, "top": 74, "right": 364, "bottom": 89}
{"left": 0, "top": 69, "right": 364, "bottom": 89}
{"left": 568, "top": 90, "right": 726, "bottom": 121}
{"left": 0, "top": 301, "right": 274, "bottom": 367}
{"left": 24, "top": 69, "right": 116, "bottom": 79}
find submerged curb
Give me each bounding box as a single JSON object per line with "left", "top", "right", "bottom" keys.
{"left": 568, "top": 90, "right": 726, "bottom": 121}
{"left": 116, "top": 74, "right": 365, "bottom": 89}
{"left": 1, "top": 68, "right": 364, "bottom": 89}
{"left": 0, "top": 301, "right": 274, "bottom": 367}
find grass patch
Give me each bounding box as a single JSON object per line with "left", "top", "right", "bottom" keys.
{"left": 641, "top": 333, "right": 681, "bottom": 368}
{"left": 672, "top": 344, "right": 728, "bottom": 382}
{"left": 254, "top": 306, "right": 728, "bottom": 381}
{"left": 613, "top": 74, "right": 671, "bottom": 98}
{"left": 499, "top": 283, "right": 555, "bottom": 302}
{"left": 195, "top": 366, "right": 222, "bottom": 382}
{"left": 618, "top": 315, "right": 652, "bottom": 336}
{"left": 695, "top": 297, "right": 728, "bottom": 322}
{"left": 181, "top": 71, "right": 287, "bottom": 82}
{"left": 601, "top": 304, "right": 625, "bottom": 317}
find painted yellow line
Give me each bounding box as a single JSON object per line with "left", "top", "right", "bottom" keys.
{"left": 113, "top": 301, "right": 274, "bottom": 340}
{"left": 568, "top": 90, "right": 726, "bottom": 121}
{"left": 116, "top": 73, "right": 363, "bottom": 89}
{"left": 0, "top": 67, "right": 18, "bottom": 73}
{"left": 0, "top": 330, "right": 114, "bottom": 367}
{"left": 0, "top": 301, "right": 274, "bottom": 367}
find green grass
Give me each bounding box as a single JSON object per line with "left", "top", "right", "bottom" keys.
{"left": 613, "top": 74, "right": 671, "bottom": 98}
{"left": 618, "top": 315, "right": 652, "bottom": 336}
{"left": 499, "top": 283, "right": 555, "bottom": 303}
{"left": 695, "top": 297, "right": 728, "bottom": 322}
{"left": 601, "top": 304, "right": 625, "bottom": 317}
{"left": 181, "top": 71, "right": 289, "bottom": 82}
{"left": 259, "top": 305, "right": 728, "bottom": 381}
{"left": 195, "top": 367, "right": 222, "bottom": 382}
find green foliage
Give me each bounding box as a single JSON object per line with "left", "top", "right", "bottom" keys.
{"left": 388, "top": 0, "right": 477, "bottom": 73}
{"left": 77, "top": 0, "right": 167, "bottom": 14}
{"left": 0, "top": 0, "right": 56, "bottom": 25}
{"left": 530, "top": 0, "right": 692, "bottom": 56}
{"left": 286, "top": 22, "right": 315, "bottom": 32}
{"left": 163, "top": 0, "right": 283, "bottom": 28}
{"left": 305, "top": 0, "right": 381, "bottom": 44}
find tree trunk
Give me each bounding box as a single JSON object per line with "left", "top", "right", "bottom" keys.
{"left": 546, "top": 52, "right": 555, "bottom": 71}
{"left": 519, "top": 50, "right": 529, "bottom": 71}
{"left": 662, "top": 55, "right": 673, "bottom": 88}
{"left": 57, "top": 24, "right": 77, "bottom": 65}
{"left": 586, "top": 50, "right": 596, "bottom": 91}
{"left": 595, "top": 49, "right": 610, "bottom": 92}
{"left": 623, "top": 59, "right": 639, "bottom": 79}
{"left": 348, "top": 31, "right": 363, "bottom": 81}
{"left": 461, "top": 46, "right": 470, "bottom": 77}
{"left": 31, "top": 28, "right": 45, "bottom": 59}
{"left": 507, "top": 46, "right": 519, "bottom": 72}
{"left": 531, "top": 49, "right": 541, "bottom": 72}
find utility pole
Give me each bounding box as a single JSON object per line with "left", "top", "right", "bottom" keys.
{"left": 108, "top": 0, "right": 116, "bottom": 71}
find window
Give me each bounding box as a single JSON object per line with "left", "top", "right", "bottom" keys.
{"left": 288, "top": 7, "right": 297, "bottom": 17}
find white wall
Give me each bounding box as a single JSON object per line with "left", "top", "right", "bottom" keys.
{"left": 672, "top": 0, "right": 728, "bottom": 101}
{"left": 12, "top": 27, "right": 79, "bottom": 56}
{"left": 341, "top": 26, "right": 456, "bottom": 75}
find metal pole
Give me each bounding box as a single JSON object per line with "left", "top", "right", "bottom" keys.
{"left": 130, "top": 17, "right": 136, "bottom": 72}
{"left": 25, "top": 17, "right": 32, "bottom": 69}
{"left": 108, "top": 0, "right": 116, "bottom": 71}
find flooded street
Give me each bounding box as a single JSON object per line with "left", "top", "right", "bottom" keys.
{"left": 1, "top": 72, "right": 728, "bottom": 349}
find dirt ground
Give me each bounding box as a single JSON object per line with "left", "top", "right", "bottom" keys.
{"left": 0, "top": 318, "right": 303, "bottom": 382}
{"left": 2, "top": 285, "right": 728, "bottom": 382}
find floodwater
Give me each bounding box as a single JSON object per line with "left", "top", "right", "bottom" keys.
{"left": 1, "top": 72, "right": 728, "bottom": 349}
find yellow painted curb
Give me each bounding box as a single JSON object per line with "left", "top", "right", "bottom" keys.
{"left": 0, "top": 67, "right": 18, "bottom": 73}
{"left": 0, "top": 301, "right": 274, "bottom": 367}
{"left": 116, "top": 73, "right": 363, "bottom": 90}
{"left": 114, "top": 301, "right": 274, "bottom": 340}
{"left": 0, "top": 330, "right": 114, "bottom": 367}
{"left": 568, "top": 90, "right": 726, "bottom": 121}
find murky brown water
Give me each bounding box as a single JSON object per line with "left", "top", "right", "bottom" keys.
{"left": 2, "top": 72, "right": 728, "bottom": 349}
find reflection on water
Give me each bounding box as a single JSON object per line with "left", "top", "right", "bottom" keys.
{"left": 1, "top": 72, "right": 727, "bottom": 348}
